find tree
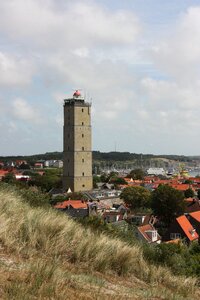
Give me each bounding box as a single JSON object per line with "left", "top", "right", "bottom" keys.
{"left": 151, "top": 185, "right": 185, "bottom": 225}
{"left": 197, "top": 189, "right": 200, "bottom": 200}
{"left": 18, "top": 163, "right": 30, "bottom": 170}
{"left": 120, "top": 186, "right": 151, "bottom": 210}
{"left": 184, "top": 188, "right": 194, "bottom": 198}
{"left": 2, "top": 172, "right": 16, "bottom": 184}
{"left": 127, "top": 169, "right": 145, "bottom": 180}
{"left": 93, "top": 175, "right": 101, "bottom": 188}
{"left": 109, "top": 176, "right": 126, "bottom": 185}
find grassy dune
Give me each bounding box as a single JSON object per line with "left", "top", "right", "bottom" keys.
{"left": 0, "top": 184, "right": 199, "bottom": 299}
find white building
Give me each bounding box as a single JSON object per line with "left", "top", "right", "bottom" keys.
{"left": 147, "top": 168, "right": 166, "bottom": 176}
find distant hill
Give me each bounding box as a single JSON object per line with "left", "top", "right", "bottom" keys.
{"left": 0, "top": 150, "right": 198, "bottom": 163}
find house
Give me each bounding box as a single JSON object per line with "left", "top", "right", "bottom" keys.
{"left": 0, "top": 170, "right": 9, "bottom": 180}
{"left": 164, "top": 215, "right": 199, "bottom": 244}
{"left": 54, "top": 200, "right": 89, "bottom": 218}
{"left": 96, "top": 183, "right": 114, "bottom": 190}
{"left": 147, "top": 168, "right": 165, "bottom": 176}
{"left": 53, "top": 160, "right": 63, "bottom": 168}
{"left": 34, "top": 162, "right": 44, "bottom": 168}
{"left": 129, "top": 214, "right": 147, "bottom": 226}
{"left": 49, "top": 188, "right": 66, "bottom": 198}
{"left": 188, "top": 211, "right": 200, "bottom": 237}
{"left": 103, "top": 211, "right": 125, "bottom": 223}
{"left": 15, "top": 160, "right": 27, "bottom": 167}
{"left": 185, "top": 198, "right": 200, "bottom": 213}
{"left": 136, "top": 224, "right": 161, "bottom": 244}
{"left": 170, "top": 183, "right": 194, "bottom": 192}
{"left": 129, "top": 214, "right": 157, "bottom": 226}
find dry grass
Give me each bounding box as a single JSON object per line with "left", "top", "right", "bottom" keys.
{"left": 0, "top": 184, "right": 198, "bottom": 299}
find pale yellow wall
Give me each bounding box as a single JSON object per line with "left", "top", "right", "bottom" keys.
{"left": 63, "top": 100, "right": 92, "bottom": 192}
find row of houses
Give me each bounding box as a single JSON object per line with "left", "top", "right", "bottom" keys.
{"left": 53, "top": 193, "right": 200, "bottom": 245}
{"left": 0, "top": 159, "right": 63, "bottom": 169}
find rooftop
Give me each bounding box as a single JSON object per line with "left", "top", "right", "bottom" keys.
{"left": 176, "top": 215, "right": 199, "bottom": 241}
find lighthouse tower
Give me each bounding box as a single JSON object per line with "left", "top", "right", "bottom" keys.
{"left": 63, "top": 90, "right": 93, "bottom": 192}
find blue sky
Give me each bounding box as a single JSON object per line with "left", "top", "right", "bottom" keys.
{"left": 1, "top": 0, "right": 200, "bottom": 156}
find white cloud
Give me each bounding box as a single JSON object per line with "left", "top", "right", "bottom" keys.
{"left": 12, "top": 98, "right": 42, "bottom": 124}
{"left": 151, "top": 6, "right": 200, "bottom": 81}
{"left": 1, "top": 1, "right": 200, "bottom": 155}
{"left": 0, "top": 0, "right": 140, "bottom": 50}
{"left": 0, "top": 52, "right": 35, "bottom": 87}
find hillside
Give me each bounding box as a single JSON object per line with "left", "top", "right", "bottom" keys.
{"left": 0, "top": 150, "right": 196, "bottom": 163}
{"left": 0, "top": 184, "right": 199, "bottom": 299}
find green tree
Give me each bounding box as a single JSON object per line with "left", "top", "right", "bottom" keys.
{"left": 197, "top": 189, "right": 200, "bottom": 200}
{"left": 93, "top": 175, "right": 101, "bottom": 188}
{"left": 18, "top": 163, "right": 30, "bottom": 170}
{"left": 127, "top": 169, "right": 145, "bottom": 180}
{"left": 2, "top": 172, "right": 16, "bottom": 184}
{"left": 151, "top": 185, "right": 185, "bottom": 225}
{"left": 29, "top": 173, "right": 62, "bottom": 192}
{"left": 109, "top": 176, "right": 126, "bottom": 185}
{"left": 184, "top": 188, "right": 194, "bottom": 198}
{"left": 120, "top": 186, "right": 151, "bottom": 210}
{"left": 100, "top": 173, "right": 108, "bottom": 183}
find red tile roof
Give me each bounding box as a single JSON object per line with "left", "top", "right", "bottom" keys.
{"left": 189, "top": 211, "right": 200, "bottom": 223}
{"left": 54, "top": 200, "right": 88, "bottom": 209}
{"left": 176, "top": 215, "right": 199, "bottom": 241}
{"left": 170, "top": 184, "right": 192, "bottom": 191}
{"left": 0, "top": 170, "right": 9, "bottom": 175}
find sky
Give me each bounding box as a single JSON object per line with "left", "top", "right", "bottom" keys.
{"left": 1, "top": 0, "right": 200, "bottom": 156}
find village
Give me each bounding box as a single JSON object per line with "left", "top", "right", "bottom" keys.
{"left": 1, "top": 157, "right": 200, "bottom": 246}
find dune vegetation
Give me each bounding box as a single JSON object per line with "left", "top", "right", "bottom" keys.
{"left": 0, "top": 183, "right": 199, "bottom": 299}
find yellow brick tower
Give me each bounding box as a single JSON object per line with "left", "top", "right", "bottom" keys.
{"left": 63, "top": 90, "right": 93, "bottom": 192}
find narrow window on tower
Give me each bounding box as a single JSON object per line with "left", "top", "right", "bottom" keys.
{"left": 82, "top": 122, "right": 84, "bottom": 126}
{"left": 82, "top": 172, "right": 85, "bottom": 176}
{"left": 82, "top": 108, "right": 84, "bottom": 112}
{"left": 82, "top": 158, "right": 84, "bottom": 163}
{"left": 82, "top": 147, "right": 84, "bottom": 151}
{"left": 82, "top": 184, "right": 85, "bottom": 187}
{"left": 82, "top": 134, "right": 84, "bottom": 138}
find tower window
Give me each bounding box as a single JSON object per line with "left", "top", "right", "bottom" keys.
{"left": 82, "top": 147, "right": 84, "bottom": 151}
{"left": 82, "top": 134, "right": 84, "bottom": 138}
{"left": 82, "top": 109, "right": 84, "bottom": 112}
{"left": 82, "top": 172, "right": 85, "bottom": 176}
{"left": 82, "top": 184, "right": 85, "bottom": 187}
{"left": 82, "top": 122, "right": 84, "bottom": 125}
{"left": 82, "top": 158, "right": 84, "bottom": 163}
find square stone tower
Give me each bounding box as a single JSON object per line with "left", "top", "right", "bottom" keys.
{"left": 63, "top": 90, "right": 93, "bottom": 192}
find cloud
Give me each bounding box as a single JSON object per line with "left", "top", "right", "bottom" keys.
{"left": 0, "top": 52, "right": 35, "bottom": 87}
{"left": 0, "top": 1, "right": 200, "bottom": 155}
{"left": 151, "top": 6, "right": 200, "bottom": 81}
{"left": 12, "top": 98, "right": 42, "bottom": 124}
{"left": 0, "top": 0, "right": 140, "bottom": 50}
